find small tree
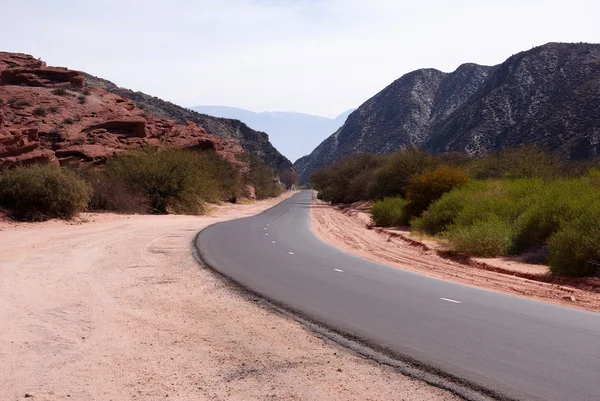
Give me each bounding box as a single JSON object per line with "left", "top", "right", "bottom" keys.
{"left": 405, "top": 167, "right": 469, "bottom": 218}
{"left": 368, "top": 148, "right": 437, "bottom": 200}
{"left": 279, "top": 169, "right": 299, "bottom": 189}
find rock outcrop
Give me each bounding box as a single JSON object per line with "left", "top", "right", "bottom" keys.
{"left": 0, "top": 53, "right": 243, "bottom": 169}
{"left": 295, "top": 43, "right": 600, "bottom": 181}
{"left": 83, "top": 74, "right": 293, "bottom": 172}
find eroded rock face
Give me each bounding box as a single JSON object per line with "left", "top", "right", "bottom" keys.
{"left": 295, "top": 43, "right": 600, "bottom": 181}
{"left": 0, "top": 67, "right": 85, "bottom": 88}
{"left": 0, "top": 53, "right": 244, "bottom": 170}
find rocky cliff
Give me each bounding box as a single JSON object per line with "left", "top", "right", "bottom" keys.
{"left": 84, "top": 75, "right": 293, "bottom": 172}
{"left": 295, "top": 43, "right": 600, "bottom": 180}
{"left": 0, "top": 53, "right": 243, "bottom": 169}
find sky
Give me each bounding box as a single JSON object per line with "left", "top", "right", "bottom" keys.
{"left": 2, "top": 0, "right": 600, "bottom": 118}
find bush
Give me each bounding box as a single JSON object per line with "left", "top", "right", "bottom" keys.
{"left": 279, "top": 169, "right": 298, "bottom": 189}
{"left": 72, "top": 166, "right": 148, "bottom": 213}
{"left": 78, "top": 95, "right": 87, "bottom": 104}
{"left": 48, "top": 105, "right": 59, "bottom": 113}
{"left": 411, "top": 180, "right": 490, "bottom": 235}
{"left": 405, "top": 167, "right": 468, "bottom": 218}
{"left": 0, "top": 164, "right": 92, "bottom": 221}
{"left": 548, "top": 204, "right": 600, "bottom": 277}
{"left": 370, "top": 197, "right": 409, "bottom": 227}
{"left": 107, "top": 149, "right": 224, "bottom": 214}
{"left": 445, "top": 217, "right": 515, "bottom": 257}
{"left": 310, "top": 153, "right": 383, "bottom": 204}
{"left": 511, "top": 179, "right": 591, "bottom": 253}
{"left": 469, "top": 145, "right": 570, "bottom": 180}
{"left": 247, "top": 155, "right": 282, "bottom": 199}
{"left": 368, "top": 148, "right": 438, "bottom": 200}
{"left": 32, "top": 107, "right": 47, "bottom": 117}
{"left": 8, "top": 98, "right": 31, "bottom": 107}
{"left": 51, "top": 88, "right": 70, "bottom": 96}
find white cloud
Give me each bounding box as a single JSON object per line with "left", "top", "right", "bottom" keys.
{"left": 1, "top": 0, "right": 599, "bottom": 117}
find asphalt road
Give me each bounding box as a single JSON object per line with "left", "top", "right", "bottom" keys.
{"left": 196, "top": 190, "right": 600, "bottom": 401}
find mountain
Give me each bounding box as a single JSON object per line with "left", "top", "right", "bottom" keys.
{"left": 191, "top": 106, "right": 355, "bottom": 162}
{"left": 0, "top": 52, "right": 242, "bottom": 169}
{"left": 83, "top": 77, "right": 293, "bottom": 172}
{"left": 295, "top": 42, "right": 600, "bottom": 181}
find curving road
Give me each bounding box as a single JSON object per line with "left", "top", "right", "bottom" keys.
{"left": 196, "top": 190, "right": 600, "bottom": 401}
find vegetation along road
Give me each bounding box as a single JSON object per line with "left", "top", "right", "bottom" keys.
{"left": 196, "top": 190, "right": 600, "bottom": 401}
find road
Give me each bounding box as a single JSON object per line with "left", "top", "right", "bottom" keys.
{"left": 196, "top": 190, "right": 600, "bottom": 401}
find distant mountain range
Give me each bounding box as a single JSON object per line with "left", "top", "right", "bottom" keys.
{"left": 295, "top": 42, "right": 600, "bottom": 181}
{"left": 191, "top": 106, "right": 355, "bottom": 162}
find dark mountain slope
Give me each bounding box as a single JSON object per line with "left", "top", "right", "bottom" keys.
{"left": 296, "top": 43, "right": 600, "bottom": 180}
{"left": 83, "top": 74, "right": 292, "bottom": 172}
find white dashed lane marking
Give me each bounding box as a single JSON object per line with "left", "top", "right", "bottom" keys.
{"left": 272, "top": 241, "right": 276, "bottom": 244}
{"left": 334, "top": 269, "right": 344, "bottom": 273}
{"left": 440, "top": 298, "right": 462, "bottom": 304}
{"left": 288, "top": 252, "right": 294, "bottom": 255}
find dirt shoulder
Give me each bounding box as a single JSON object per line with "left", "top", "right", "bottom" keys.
{"left": 310, "top": 197, "right": 600, "bottom": 312}
{"left": 0, "top": 192, "right": 457, "bottom": 401}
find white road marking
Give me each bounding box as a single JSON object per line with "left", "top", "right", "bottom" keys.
{"left": 272, "top": 241, "right": 276, "bottom": 244}
{"left": 440, "top": 298, "right": 462, "bottom": 304}
{"left": 334, "top": 269, "right": 344, "bottom": 273}
{"left": 288, "top": 252, "right": 294, "bottom": 255}
{"left": 265, "top": 233, "right": 269, "bottom": 236}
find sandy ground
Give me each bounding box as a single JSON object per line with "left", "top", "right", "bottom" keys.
{"left": 310, "top": 198, "right": 600, "bottom": 312}
{"left": 0, "top": 192, "right": 457, "bottom": 401}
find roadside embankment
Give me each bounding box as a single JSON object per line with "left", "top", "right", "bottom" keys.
{"left": 310, "top": 198, "right": 600, "bottom": 312}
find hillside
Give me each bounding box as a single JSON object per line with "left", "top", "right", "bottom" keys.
{"left": 192, "top": 106, "right": 354, "bottom": 162}
{"left": 0, "top": 53, "right": 242, "bottom": 169}
{"left": 295, "top": 42, "right": 600, "bottom": 180}
{"left": 84, "top": 75, "right": 292, "bottom": 172}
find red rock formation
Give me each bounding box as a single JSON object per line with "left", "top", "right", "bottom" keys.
{"left": 0, "top": 52, "right": 245, "bottom": 171}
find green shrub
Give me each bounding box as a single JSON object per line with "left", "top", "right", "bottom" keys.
{"left": 548, "top": 204, "right": 600, "bottom": 277}
{"left": 405, "top": 166, "right": 468, "bottom": 218}
{"left": 72, "top": 166, "right": 148, "bottom": 213}
{"left": 445, "top": 217, "right": 515, "bottom": 257}
{"left": 368, "top": 148, "right": 437, "bottom": 200}
{"left": 78, "top": 95, "right": 87, "bottom": 104}
{"left": 469, "top": 145, "right": 570, "bottom": 180}
{"left": 209, "top": 152, "right": 245, "bottom": 202}
{"left": 247, "top": 155, "right": 282, "bottom": 199}
{"left": 511, "top": 179, "right": 592, "bottom": 252}
{"left": 411, "top": 180, "right": 489, "bottom": 235}
{"left": 310, "top": 153, "right": 383, "bottom": 204}
{"left": 370, "top": 197, "right": 409, "bottom": 227}
{"left": 0, "top": 164, "right": 92, "bottom": 221}
{"left": 107, "top": 149, "right": 225, "bottom": 214}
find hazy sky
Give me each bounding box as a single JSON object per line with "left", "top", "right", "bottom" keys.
{"left": 2, "top": 1, "right": 600, "bottom": 117}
